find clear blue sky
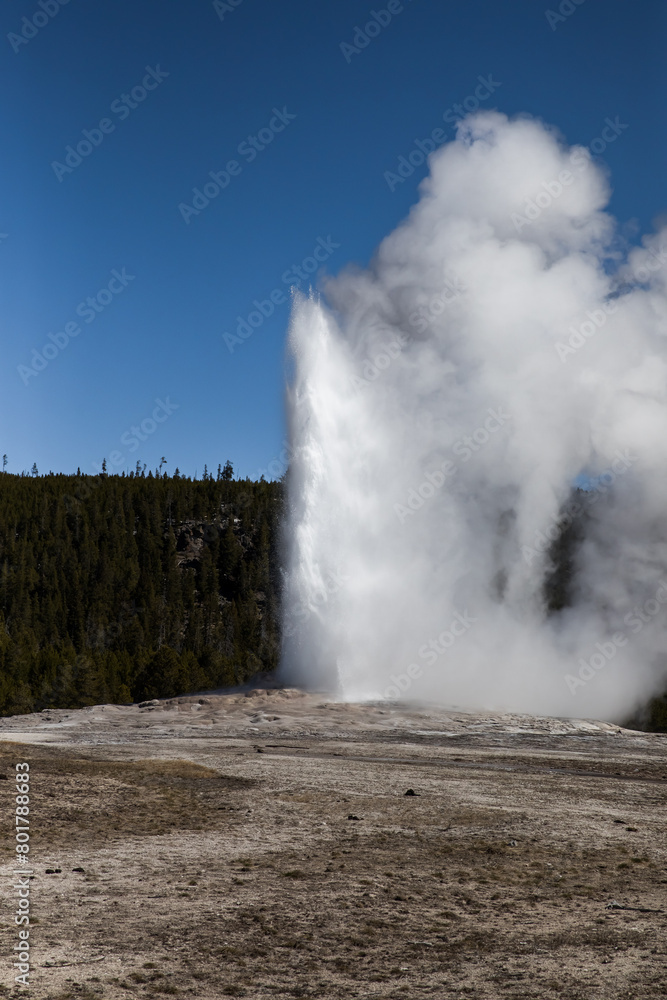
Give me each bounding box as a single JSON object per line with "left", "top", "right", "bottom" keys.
{"left": 1, "top": 0, "right": 665, "bottom": 478}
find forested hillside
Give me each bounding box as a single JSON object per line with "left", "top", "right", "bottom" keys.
{"left": 0, "top": 468, "right": 282, "bottom": 715}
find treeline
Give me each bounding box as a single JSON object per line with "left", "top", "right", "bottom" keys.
{"left": 0, "top": 469, "right": 283, "bottom": 716}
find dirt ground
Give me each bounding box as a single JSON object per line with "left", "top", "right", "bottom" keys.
{"left": 0, "top": 687, "right": 665, "bottom": 999}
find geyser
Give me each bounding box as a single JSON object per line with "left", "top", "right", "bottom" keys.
{"left": 281, "top": 111, "right": 667, "bottom": 721}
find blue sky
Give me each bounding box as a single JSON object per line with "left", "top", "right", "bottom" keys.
{"left": 1, "top": 0, "right": 665, "bottom": 479}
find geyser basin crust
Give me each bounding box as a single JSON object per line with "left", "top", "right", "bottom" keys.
{"left": 1, "top": 689, "right": 665, "bottom": 998}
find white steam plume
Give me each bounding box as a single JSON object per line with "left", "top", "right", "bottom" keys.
{"left": 281, "top": 111, "right": 667, "bottom": 722}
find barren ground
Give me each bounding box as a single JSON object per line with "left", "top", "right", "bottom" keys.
{"left": 0, "top": 686, "right": 665, "bottom": 999}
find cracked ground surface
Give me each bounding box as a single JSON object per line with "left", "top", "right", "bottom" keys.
{"left": 0, "top": 688, "right": 665, "bottom": 998}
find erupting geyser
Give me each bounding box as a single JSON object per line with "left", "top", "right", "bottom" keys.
{"left": 281, "top": 111, "right": 667, "bottom": 721}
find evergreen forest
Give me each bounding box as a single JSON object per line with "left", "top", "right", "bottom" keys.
{"left": 0, "top": 466, "right": 282, "bottom": 715}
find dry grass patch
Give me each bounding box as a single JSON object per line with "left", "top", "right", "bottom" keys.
{"left": 0, "top": 741, "right": 256, "bottom": 851}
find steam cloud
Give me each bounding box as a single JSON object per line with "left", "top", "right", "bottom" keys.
{"left": 281, "top": 112, "right": 667, "bottom": 722}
